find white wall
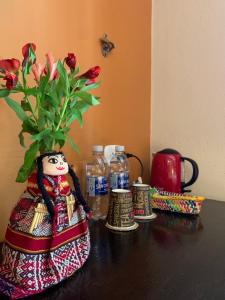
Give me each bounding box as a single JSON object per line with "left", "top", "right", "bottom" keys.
{"left": 152, "top": 0, "right": 225, "bottom": 201}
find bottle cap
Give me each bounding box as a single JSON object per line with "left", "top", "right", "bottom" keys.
{"left": 115, "top": 145, "right": 125, "bottom": 152}
{"left": 93, "top": 145, "right": 104, "bottom": 152}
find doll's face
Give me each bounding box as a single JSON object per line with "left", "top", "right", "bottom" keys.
{"left": 42, "top": 154, "right": 69, "bottom": 176}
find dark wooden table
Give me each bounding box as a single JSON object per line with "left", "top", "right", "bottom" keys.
{"left": 1, "top": 199, "right": 225, "bottom": 300}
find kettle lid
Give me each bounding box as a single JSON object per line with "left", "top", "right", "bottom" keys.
{"left": 158, "top": 148, "right": 180, "bottom": 155}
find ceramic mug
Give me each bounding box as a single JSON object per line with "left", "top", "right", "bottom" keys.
{"left": 132, "top": 184, "right": 157, "bottom": 220}
{"left": 105, "top": 189, "right": 139, "bottom": 231}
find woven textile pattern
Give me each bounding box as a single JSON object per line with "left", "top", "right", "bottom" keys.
{"left": 0, "top": 174, "right": 90, "bottom": 299}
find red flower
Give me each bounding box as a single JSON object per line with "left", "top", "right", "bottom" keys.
{"left": 86, "top": 78, "right": 96, "bottom": 86}
{"left": 32, "top": 62, "right": 45, "bottom": 81}
{"left": 3, "top": 72, "right": 18, "bottom": 90}
{"left": 65, "top": 53, "right": 76, "bottom": 70}
{"left": 45, "top": 52, "right": 59, "bottom": 80}
{"left": 22, "top": 43, "right": 36, "bottom": 59}
{"left": 22, "top": 43, "right": 36, "bottom": 68}
{"left": 80, "top": 66, "right": 101, "bottom": 79}
{"left": 0, "top": 59, "right": 20, "bottom": 73}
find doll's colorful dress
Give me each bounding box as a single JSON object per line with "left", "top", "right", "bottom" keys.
{"left": 0, "top": 172, "right": 90, "bottom": 299}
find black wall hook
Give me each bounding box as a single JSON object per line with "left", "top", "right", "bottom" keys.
{"left": 100, "top": 34, "right": 115, "bottom": 57}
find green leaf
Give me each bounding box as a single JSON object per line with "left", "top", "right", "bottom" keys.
{"left": 23, "top": 62, "right": 29, "bottom": 76}
{"left": 21, "top": 100, "right": 32, "bottom": 112}
{"left": 29, "top": 46, "right": 36, "bottom": 64}
{"left": 74, "top": 101, "right": 90, "bottom": 113}
{"left": 31, "top": 128, "right": 51, "bottom": 142}
{"left": 0, "top": 89, "right": 10, "bottom": 97}
{"left": 91, "top": 96, "right": 100, "bottom": 106}
{"left": 55, "top": 76, "right": 66, "bottom": 102}
{"left": 39, "top": 74, "right": 50, "bottom": 90}
{"left": 75, "top": 78, "right": 88, "bottom": 88}
{"left": 22, "top": 118, "right": 39, "bottom": 134}
{"left": 62, "top": 127, "right": 70, "bottom": 134}
{"left": 23, "top": 46, "right": 36, "bottom": 76}
{"left": 39, "top": 108, "right": 55, "bottom": 124}
{"left": 56, "top": 139, "right": 65, "bottom": 149}
{"left": 40, "top": 136, "right": 53, "bottom": 153}
{"left": 16, "top": 141, "right": 39, "bottom": 182}
{"left": 66, "top": 110, "right": 83, "bottom": 127}
{"left": 57, "top": 61, "right": 67, "bottom": 79}
{"left": 54, "top": 130, "right": 66, "bottom": 149}
{"left": 26, "top": 87, "right": 38, "bottom": 97}
{"left": 4, "top": 97, "right": 28, "bottom": 121}
{"left": 39, "top": 73, "right": 50, "bottom": 103}
{"left": 69, "top": 75, "right": 77, "bottom": 89}
{"left": 53, "top": 130, "right": 66, "bottom": 141}
{"left": 75, "top": 91, "right": 100, "bottom": 106}
{"left": 69, "top": 98, "right": 77, "bottom": 109}
{"left": 53, "top": 113, "right": 61, "bottom": 127}
{"left": 45, "top": 94, "right": 58, "bottom": 109}
{"left": 57, "top": 61, "right": 69, "bottom": 95}
{"left": 68, "top": 135, "right": 80, "bottom": 154}
{"left": 18, "top": 130, "right": 25, "bottom": 148}
{"left": 81, "top": 81, "right": 101, "bottom": 92}
{"left": 74, "top": 65, "right": 80, "bottom": 76}
{"left": 37, "top": 114, "right": 46, "bottom": 131}
{"left": 10, "top": 85, "right": 23, "bottom": 93}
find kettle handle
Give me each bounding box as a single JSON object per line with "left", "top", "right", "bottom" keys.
{"left": 181, "top": 157, "right": 199, "bottom": 193}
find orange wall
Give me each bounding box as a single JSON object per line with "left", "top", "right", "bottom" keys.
{"left": 0, "top": 0, "right": 151, "bottom": 240}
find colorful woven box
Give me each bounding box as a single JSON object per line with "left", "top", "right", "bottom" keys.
{"left": 150, "top": 189, "right": 205, "bottom": 215}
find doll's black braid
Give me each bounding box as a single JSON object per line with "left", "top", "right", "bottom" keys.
{"left": 36, "top": 152, "right": 60, "bottom": 218}
{"left": 68, "top": 166, "right": 90, "bottom": 214}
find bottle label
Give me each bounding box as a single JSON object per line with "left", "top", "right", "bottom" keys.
{"left": 124, "top": 171, "right": 129, "bottom": 188}
{"left": 87, "top": 176, "right": 108, "bottom": 197}
{"left": 110, "top": 172, "right": 129, "bottom": 189}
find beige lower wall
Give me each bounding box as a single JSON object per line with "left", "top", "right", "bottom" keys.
{"left": 0, "top": 0, "right": 151, "bottom": 240}
{"left": 152, "top": 0, "right": 225, "bottom": 201}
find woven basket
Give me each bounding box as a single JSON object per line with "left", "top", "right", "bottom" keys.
{"left": 150, "top": 190, "right": 205, "bottom": 215}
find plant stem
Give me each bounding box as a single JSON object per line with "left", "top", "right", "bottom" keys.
{"left": 35, "top": 93, "right": 40, "bottom": 113}
{"left": 52, "top": 139, "right": 55, "bottom": 150}
{"left": 27, "top": 97, "right": 37, "bottom": 120}
{"left": 22, "top": 72, "right": 37, "bottom": 122}
{"left": 55, "top": 95, "right": 70, "bottom": 131}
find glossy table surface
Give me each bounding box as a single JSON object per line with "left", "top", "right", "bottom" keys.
{"left": 1, "top": 199, "right": 225, "bottom": 300}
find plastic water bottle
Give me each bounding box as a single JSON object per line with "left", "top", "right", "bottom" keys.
{"left": 110, "top": 145, "right": 129, "bottom": 190}
{"left": 86, "top": 145, "right": 109, "bottom": 220}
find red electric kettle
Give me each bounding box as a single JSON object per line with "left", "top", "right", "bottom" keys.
{"left": 150, "top": 148, "right": 199, "bottom": 193}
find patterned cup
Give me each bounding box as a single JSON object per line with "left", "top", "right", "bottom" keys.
{"left": 132, "top": 184, "right": 157, "bottom": 220}
{"left": 105, "top": 189, "right": 139, "bottom": 231}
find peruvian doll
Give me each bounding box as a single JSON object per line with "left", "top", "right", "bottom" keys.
{"left": 0, "top": 152, "right": 91, "bottom": 299}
